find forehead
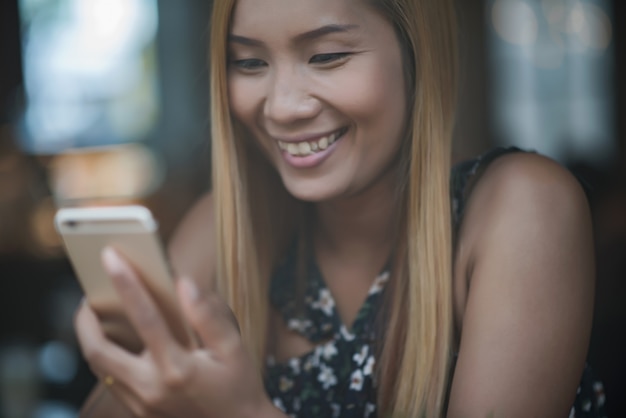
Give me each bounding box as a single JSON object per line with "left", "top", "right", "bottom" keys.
{"left": 230, "top": 0, "right": 380, "bottom": 38}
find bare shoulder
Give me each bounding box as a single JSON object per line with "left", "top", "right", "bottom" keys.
{"left": 456, "top": 152, "right": 593, "bottom": 278}
{"left": 167, "top": 193, "right": 216, "bottom": 292}
{"left": 448, "top": 152, "right": 595, "bottom": 417}
{"left": 467, "top": 151, "right": 590, "bottom": 226}
{"left": 467, "top": 152, "right": 594, "bottom": 285}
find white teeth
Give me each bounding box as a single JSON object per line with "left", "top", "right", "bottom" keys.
{"left": 278, "top": 129, "right": 344, "bottom": 157}
{"left": 298, "top": 142, "right": 311, "bottom": 154}
{"left": 287, "top": 143, "right": 299, "bottom": 155}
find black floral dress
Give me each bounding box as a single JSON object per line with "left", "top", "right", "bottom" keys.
{"left": 265, "top": 148, "right": 607, "bottom": 418}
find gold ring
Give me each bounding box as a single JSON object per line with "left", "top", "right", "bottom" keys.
{"left": 103, "top": 375, "right": 114, "bottom": 386}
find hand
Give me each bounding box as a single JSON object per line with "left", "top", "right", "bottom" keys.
{"left": 75, "top": 247, "right": 281, "bottom": 418}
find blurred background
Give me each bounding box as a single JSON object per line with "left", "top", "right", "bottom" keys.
{"left": 0, "top": 0, "right": 623, "bottom": 417}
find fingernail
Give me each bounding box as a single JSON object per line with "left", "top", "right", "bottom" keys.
{"left": 181, "top": 278, "right": 199, "bottom": 302}
{"left": 101, "top": 246, "right": 125, "bottom": 276}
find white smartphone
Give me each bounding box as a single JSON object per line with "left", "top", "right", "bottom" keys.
{"left": 55, "top": 205, "right": 192, "bottom": 353}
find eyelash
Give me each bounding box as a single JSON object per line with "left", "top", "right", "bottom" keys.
{"left": 309, "top": 52, "right": 351, "bottom": 65}
{"left": 230, "top": 52, "right": 352, "bottom": 73}
{"left": 231, "top": 58, "right": 267, "bottom": 71}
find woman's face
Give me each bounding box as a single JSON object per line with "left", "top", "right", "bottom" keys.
{"left": 228, "top": 0, "right": 407, "bottom": 202}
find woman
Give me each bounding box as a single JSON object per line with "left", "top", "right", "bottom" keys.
{"left": 75, "top": 0, "right": 602, "bottom": 417}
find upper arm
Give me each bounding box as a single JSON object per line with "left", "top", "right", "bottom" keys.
{"left": 448, "top": 153, "right": 595, "bottom": 418}
{"left": 167, "top": 193, "right": 216, "bottom": 293}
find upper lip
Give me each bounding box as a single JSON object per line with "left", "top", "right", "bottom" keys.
{"left": 271, "top": 127, "right": 346, "bottom": 143}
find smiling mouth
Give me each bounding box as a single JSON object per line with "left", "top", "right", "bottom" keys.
{"left": 277, "top": 127, "right": 348, "bottom": 157}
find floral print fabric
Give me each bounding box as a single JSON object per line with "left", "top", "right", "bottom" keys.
{"left": 266, "top": 252, "right": 388, "bottom": 418}
{"left": 265, "top": 148, "right": 608, "bottom": 417}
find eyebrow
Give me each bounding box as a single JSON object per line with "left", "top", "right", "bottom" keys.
{"left": 229, "top": 24, "right": 359, "bottom": 47}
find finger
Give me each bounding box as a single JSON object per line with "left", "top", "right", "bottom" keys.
{"left": 77, "top": 306, "right": 171, "bottom": 418}
{"left": 177, "top": 278, "right": 241, "bottom": 352}
{"left": 80, "top": 381, "right": 137, "bottom": 418}
{"left": 75, "top": 301, "right": 141, "bottom": 384}
{"left": 102, "top": 247, "right": 181, "bottom": 364}
{"left": 104, "top": 375, "right": 172, "bottom": 418}
{"left": 85, "top": 379, "right": 146, "bottom": 418}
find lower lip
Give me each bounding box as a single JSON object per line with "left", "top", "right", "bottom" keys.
{"left": 280, "top": 134, "right": 344, "bottom": 169}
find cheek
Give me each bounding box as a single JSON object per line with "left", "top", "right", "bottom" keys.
{"left": 228, "top": 77, "right": 279, "bottom": 162}
{"left": 335, "top": 61, "right": 407, "bottom": 144}
{"left": 228, "top": 76, "right": 260, "bottom": 127}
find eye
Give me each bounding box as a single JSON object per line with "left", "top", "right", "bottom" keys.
{"left": 309, "top": 52, "right": 351, "bottom": 65}
{"left": 231, "top": 58, "right": 267, "bottom": 72}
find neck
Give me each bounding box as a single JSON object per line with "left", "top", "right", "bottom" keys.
{"left": 313, "top": 170, "right": 399, "bottom": 263}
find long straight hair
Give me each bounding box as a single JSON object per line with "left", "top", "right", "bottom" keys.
{"left": 209, "top": 1, "right": 458, "bottom": 416}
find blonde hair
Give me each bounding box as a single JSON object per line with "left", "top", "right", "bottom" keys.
{"left": 209, "top": 0, "right": 458, "bottom": 416}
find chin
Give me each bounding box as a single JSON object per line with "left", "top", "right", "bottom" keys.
{"left": 280, "top": 176, "right": 346, "bottom": 203}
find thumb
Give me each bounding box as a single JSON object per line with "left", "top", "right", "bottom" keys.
{"left": 177, "top": 278, "right": 241, "bottom": 352}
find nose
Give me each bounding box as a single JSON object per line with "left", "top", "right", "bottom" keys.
{"left": 264, "top": 66, "right": 322, "bottom": 125}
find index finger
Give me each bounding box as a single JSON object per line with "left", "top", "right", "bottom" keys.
{"left": 102, "top": 247, "right": 182, "bottom": 364}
